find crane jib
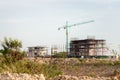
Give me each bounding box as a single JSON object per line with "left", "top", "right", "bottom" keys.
{"left": 68, "top": 20, "right": 94, "bottom": 28}
{"left": 58, "top": 20, "right": 94, "bottom": 53}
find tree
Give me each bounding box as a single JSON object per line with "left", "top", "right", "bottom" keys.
{"left": 1, "top": 37, "right": 25, "bottom": 62}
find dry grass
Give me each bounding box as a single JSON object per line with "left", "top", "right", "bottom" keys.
{"left": 1, "top": 56, "right": 120, "bottom": 79}
{"left": 48, "top": 58, "right": 120, "bottom": 77}
{"left": 0, "top": 56, "right": 62, "bottom": 79}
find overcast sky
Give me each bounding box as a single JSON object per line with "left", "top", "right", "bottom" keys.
{"left": 0, "top": 0, "right": 120, "bottom": 50}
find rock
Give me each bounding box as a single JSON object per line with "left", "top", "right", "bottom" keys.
{"left": 52, "top": 75, "right": 78, "bottom": 80}
{"left": 0, "top": 72, "right": 45, "bottom": 80}
{"left": 52, "top": 75, "right": 112, "bottom": 80}
{"left": 39, "top": 74, "right": 45, "bottom": 80}
{"left": 114, "top": 74, "right": 120, "bottom": 80}
{"left": 0, "top": 72, "right": 14, "bottom": 80}
{"left": 67, "top": 75, "right": 78, "bottom": 80}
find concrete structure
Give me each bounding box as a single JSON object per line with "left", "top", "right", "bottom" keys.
{"left": 51, "top": 47, "right": 58, "bottom": 56}
{"left": 70, "top": 37, "right": 107, "bottom": 58}
{"left": 27, "top": 46, "right": 48, "bottom": 57}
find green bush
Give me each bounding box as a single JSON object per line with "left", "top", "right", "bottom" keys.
{"left": 41, "top": 64, "right": 62, "bottom": 78}
{"left": 113, "top": 69, "right": 120, "bottom": 76}
{"left": 0, "top": 58, "right": 62, "bottom": 79}
{"left": 1, "top": 37, "right": 26, "bottom": 63}
{"left": 108, "top": 61, "right": 120, "bottom": 66}
{"left": 88, "top": 72, "right": 96, "bottom": 77}
{"left": 52, "top": 52, "right": 67, "bottom": 58}
{"left": 114, "top": 61, "right": 120, "bottom": 65}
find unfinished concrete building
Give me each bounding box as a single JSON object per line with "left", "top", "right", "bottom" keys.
{"left": 51, "top": 47, "right": 58, "bottom": 56}
{"left": 27, "top": 46, "right": 48, "bottom": 57}
{"left": 70, "top": 38, "right": 106, "bottom": 58}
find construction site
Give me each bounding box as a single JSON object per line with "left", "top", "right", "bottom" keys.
{"left": 69, "top": 37, "right": 107, "bottom": 58}
{"left": 27, "top": 20, "right": 116, "bottom": 59}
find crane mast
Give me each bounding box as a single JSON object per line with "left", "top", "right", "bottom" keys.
{"left": 58, "top": 20, "right": 94, "bottom": 54}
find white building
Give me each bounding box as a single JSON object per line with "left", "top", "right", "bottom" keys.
{"left": 27, "top": 46, "right": 48, "bottom": 57}
{"left": 51, "top": 47, "right": 58, "bottom": 55}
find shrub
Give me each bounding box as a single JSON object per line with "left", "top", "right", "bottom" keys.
{"left": 114, "top": 61, "right": 120, "bottom": 65}
{"left": 113, "top": 69, "right": 120, "bottom": 76}
{"left": 1, "top": 37, "right": 26, "bottom": 63}
{"left": 88, "top": 72, "right": 96, "bottom": 77}
{"left": 0, "top": 58, "right": 62, "bottom": 79}
{"left": 41, "top": 64, "right": 62, "bottom": 78}
{"left": 52, "top": 52, "right": 67, "bottom": 58}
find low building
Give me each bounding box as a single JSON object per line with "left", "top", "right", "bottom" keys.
{"left": 70, "top": 37, "right": 107, "bottom": 58}
{"left": 51, "top": 47, "right": 58, "bottom": 56}
{"left": 27, "top": 46, "right": 48, "bottom": 57}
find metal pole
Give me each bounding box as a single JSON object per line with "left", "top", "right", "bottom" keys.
{"left": 66, "top": 21, "right": 68, "bottom": 54}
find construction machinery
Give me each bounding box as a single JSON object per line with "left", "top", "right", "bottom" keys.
{"left": 58, "top": 20, "right": 94, "bottom": 54}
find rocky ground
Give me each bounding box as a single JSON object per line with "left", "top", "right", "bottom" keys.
{"left": 51, "top": 75, "right": 113, "bottom": 80}
{"left": 0, "top": 72, "right": 119, "bottom": 80}
{"left": 47, "top": 58, "right": 120, "bottom": 77}
{"left": 1, "top": 58, "right": 120, "bottom": 80}
{"left": 0, "top": 72, "right": 45, "bottom": 80}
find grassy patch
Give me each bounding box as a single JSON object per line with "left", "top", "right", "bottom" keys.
{"left": 88, "top": 72, "right": 96, "bottom": 77}
{"left": 0, "top": 56, "right": 62, "bottom": 79}
{"left": 41, "top": 64, "right": 62, "bottom": 78}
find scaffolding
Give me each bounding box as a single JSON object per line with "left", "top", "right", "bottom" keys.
{"left": 70, "top": 38, "right": 106, "bottom": 58}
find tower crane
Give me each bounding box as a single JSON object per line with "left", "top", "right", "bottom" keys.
{"left": 58, "top": 20, "right": 94, "bottom": 54}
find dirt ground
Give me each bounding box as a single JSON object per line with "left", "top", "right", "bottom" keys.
{"left": 26, "top": 57, "right": 120, "bottom": 79}
{"left": 37, "top": 58, "right": 120, "bottom": 77}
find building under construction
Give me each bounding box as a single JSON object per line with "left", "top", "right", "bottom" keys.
{"left": 27, "top": 46, "right": 48, "bottom": 57}
{"left": 70, "top": 37, "right": 106, "bottom": 58}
